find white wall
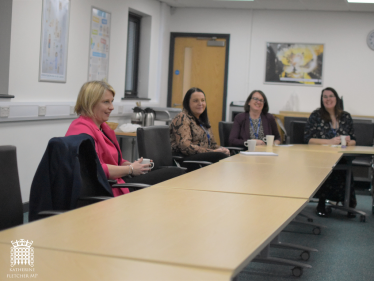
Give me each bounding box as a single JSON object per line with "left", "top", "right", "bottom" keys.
{"left": 4, "top": 2, "right": 374, "bottom": 202}
{"left": 9, "top": 0, "right": 167, "bottom": 103}
{"left": 1, "top": 0, "right": 170, "bottom": 202}
{"left": 169, "top": 8, "right": 374, "bottom": 117}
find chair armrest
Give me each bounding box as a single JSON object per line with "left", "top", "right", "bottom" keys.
{"left": 182, "top": 160, "right": 212, "bottom": 166}
{"left": 78, "top": 196, "right": 113, "bottom": 202}
{"left": 172, "top": 155, "right": 184, "bottom": 161}
{"left": 352, "top": 157, "right": 373, "bottom": 167}
{"left": 224, "top": 147, "right": 244, "bottom": 151}
{"left": 37, "top": 210, "right": 66, "bottom": 219}
{"left": 160, "top": 166, "right": 187, "bottom": 171}
{"left": 112, "top": 183, "right": 151, "bottom": 191}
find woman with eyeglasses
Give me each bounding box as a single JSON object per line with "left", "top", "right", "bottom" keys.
{"left": 170, "top": 87, "right": 229, "bottom": 170}
{"left": 304, "top": 87, "right": 356, "bottom": 217}
{"left": 229, "top": 90, "right": 281, "bottom": 147}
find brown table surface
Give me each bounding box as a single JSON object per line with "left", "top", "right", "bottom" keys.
{"left": 222, "top": 148, "right": 342, "bottom": 168}
{"left": 0, "top": 188, "right": 307, "bottom": 276}
{"left": 155, "top": 161, "right": 332, "bottom": 200}
{"left": 0, "top": 243, "right": 231, "bottom": 281}
{"left": 257, "top": 144, "right": 374, "bottom": 155}
{"left": 114, "top": 131, "right": 136, "bottom": 137}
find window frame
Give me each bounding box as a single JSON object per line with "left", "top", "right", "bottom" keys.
{"left": 124, "top": 13, "right": 141, "bottom": 98}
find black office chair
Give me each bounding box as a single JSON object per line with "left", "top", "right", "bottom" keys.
{"left": 0, "top": 146, "right": 23, "bottom": 231}
{"left": 29, "top": 134, "right": 148, "bottom": 222}
{"left": 218, "top": 121, "right": 244, "bottom": 155}
{"left": 284, "top": 117, "right": 308, "bottom": 144}
{"left": 351, "top": 123, "right": 374, "bottom": 193}
{"left": 289, "top": 121, "right": 307, "bottom": 144}
{"left": 137, "top": 126, "right": 211, "bottom": 171}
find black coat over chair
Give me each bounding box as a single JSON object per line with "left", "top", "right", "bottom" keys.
{"left": 29, "top": 134, "right": 113, "bottom": 222}
{"left": 0, "top": 146, "right": 23, "bottom": 231}
{"left": 29, "top": 134, "right": 148, "bottom": 222}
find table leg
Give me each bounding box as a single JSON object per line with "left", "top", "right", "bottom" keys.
{"left": 343, "top": 156, "right": 353, "bottom": 208}
{"left": 328, "top": 156, "right": 366, "bottom": 221}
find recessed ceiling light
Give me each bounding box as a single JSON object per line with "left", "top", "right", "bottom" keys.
{"left": 347, "top": 0, "right": 374, "bottom": 3}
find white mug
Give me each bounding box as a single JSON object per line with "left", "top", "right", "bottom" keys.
{"left": 262, "top": 135, "right": 275, "bottom": 147}
{"left": 340, "top": 135, "right": 347, "bottom": 146}
{"left": 244, "top": 139, "right": 257, "bottom": 152}
{"left": 138, "top": 158, "right": 154, "bottom": 173}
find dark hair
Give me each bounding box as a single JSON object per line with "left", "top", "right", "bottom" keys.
{"left": 183, "top": 87, "right": 210, "bottom": 128}
{"left": 319, "top": 87, "right": 343, "bottom": 122}
{"left": 244, "top": 90, "right": 269, "bottom": 114}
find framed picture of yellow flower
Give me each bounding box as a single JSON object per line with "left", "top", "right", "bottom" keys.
{"left": 265, "top": 43, "right": 324, "bottom": 86}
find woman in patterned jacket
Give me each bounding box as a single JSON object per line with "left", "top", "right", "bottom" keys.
{"left": 304, "top": 87, "right": 356, "bottom": 217}
{"left": 170, "top": 87, "right": 229, "bottom": 170}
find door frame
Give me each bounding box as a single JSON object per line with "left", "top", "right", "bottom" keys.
{"left": 167, "top": 32, "right": 230, "bottom": 121}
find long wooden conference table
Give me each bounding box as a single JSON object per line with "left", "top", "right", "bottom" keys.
{"left": 0, "top": 144, "right": 372, "bottom": 280}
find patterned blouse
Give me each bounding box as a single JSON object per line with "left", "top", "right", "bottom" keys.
{"left": 170, "top": 109, "right": 219, "bottom": 155}
{"left": 304, "top": 109, "right": 356, "bottom": 143}
{"left": 249, "top": 118, "right": 265, "bottom": 140}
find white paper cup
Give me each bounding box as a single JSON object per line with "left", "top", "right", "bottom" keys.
{"left": 138, "top": 158, "right": 154, "bottom": 173}
{"left": 262, "top": 135, "right": 275, "bottom": 147}
{"left": 340, "top": 135, "right": 347, "bottom": 146}
{"left": 244, "top": 139, "right": 256, "bottom": 152}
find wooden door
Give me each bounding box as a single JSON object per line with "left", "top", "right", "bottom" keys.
{"left": 170, "top": 37, "right": 227, "bottom": 145}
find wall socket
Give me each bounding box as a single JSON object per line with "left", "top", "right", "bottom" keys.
{"left": 0, "top": 107, "right": 10, "bottom": 117}
{"left": 38, "top": 106, "right": 46, "bottom": 116}
{"left": 70, "top": 106, "right": 75, "bottom": 115}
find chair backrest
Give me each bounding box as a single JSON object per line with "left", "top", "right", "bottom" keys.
{"left": 137, "top": 126, "right": 174, "bottom": 170}
{"left": 289, "top": 121, "right": 306, "bottom": 144}
{"left": 0, "top": 146, "right": 23, "bottom": 231}
{"left": 284, "top": 117, "right": 308, "bottom": 141}
{"left": 29, "top": 134, "right": 112, "bottom": 222}
{"left": 218, "top": 121, "right": 233, "bottom": 147}
{"left": 353, "top": 123, "right": 374, "bottom": 146}
{"left": 352, "top": 119, "right": 372, "bottom": 124}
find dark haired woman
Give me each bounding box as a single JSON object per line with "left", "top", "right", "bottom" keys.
{"left": 170, "top": 87, "right": 229, "bottom": 166}
{"left": 304, "top": 87, "right": 356, "bottom": 217}
{"left": 229, "top": 90, "right": 281, "bottom": 147}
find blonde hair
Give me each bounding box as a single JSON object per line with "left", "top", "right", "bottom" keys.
{"left": 75, "top": 81, "right": 115, "bottom": 117}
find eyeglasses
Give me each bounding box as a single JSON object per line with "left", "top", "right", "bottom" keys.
{"left": 322, "top": 95, "right": 335, "bottom": 99}
{"left": 251, "top": 97, "right": 264, "bottom": 103}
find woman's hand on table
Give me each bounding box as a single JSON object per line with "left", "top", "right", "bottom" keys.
{"left": 213, "top": 147, "right": 230, "bottom": 156}
{"left": 345, "top": 136, "right": 356, "bottom": 146}
{"left": 256, "top": 140, "right": 266, "bottom": 146}
{"left": 345, "top": 135, "right": 351, "bottom": 145}
{"left": 329, "top": 136, "right": 341, "bottom": 145}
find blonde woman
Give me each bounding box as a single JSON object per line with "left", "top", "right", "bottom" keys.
{"left": 66, "top": 81, "right": 184, "bottom": 196}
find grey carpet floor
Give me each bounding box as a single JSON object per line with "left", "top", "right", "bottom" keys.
{"left": 237, "top": 194, "right": 374, "bottom": 281}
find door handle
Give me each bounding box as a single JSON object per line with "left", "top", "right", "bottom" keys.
{"left": 173, "top": 103, "right": 182, "bottom": 107}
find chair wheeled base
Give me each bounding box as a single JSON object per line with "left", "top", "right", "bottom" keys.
{"left": 251, "top": 242, "right": 312, "bottom": 277}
